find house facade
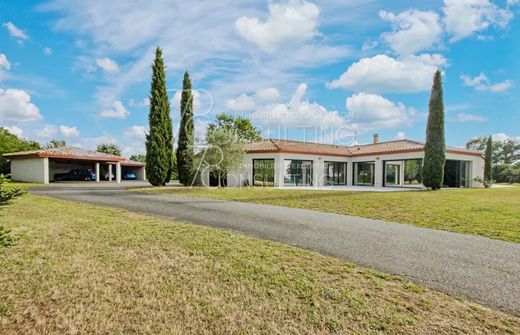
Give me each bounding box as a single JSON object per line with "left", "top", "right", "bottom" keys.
{"left": 216, "top": 136, "right": 484, "bottom": 189}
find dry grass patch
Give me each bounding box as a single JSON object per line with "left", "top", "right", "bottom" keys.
{"left": 144, "top": 186, "right": 520, "bottom": 243}
{"left": 1, "top": 195, "right": 519, "bottom": 334}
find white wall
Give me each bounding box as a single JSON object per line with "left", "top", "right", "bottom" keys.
{"left": 11, "top": 158, "right": 49, "bottom": 184}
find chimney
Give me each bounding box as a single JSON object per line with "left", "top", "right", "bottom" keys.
{"left": 373, "top": 133, "right": 379, "bottom": 144}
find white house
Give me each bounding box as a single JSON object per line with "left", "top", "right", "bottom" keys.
{"left": 4, "top": 147, "right": 145, "bottom": 184}
{"left": 205, "top": 135, "right": 484, "bottom": 189}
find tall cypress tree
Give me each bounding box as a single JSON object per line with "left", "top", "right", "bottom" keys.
{"left": 422, "top": 70, "right": 446, "bottom": 190}
{"left": 176, "top": 72, "right": 194, "bottom": 186}
{"left": 484, "top": 135, "right": 493, "bottom": 185}
{"left": 146, "top": 47, "right": 173, "bottom": 186}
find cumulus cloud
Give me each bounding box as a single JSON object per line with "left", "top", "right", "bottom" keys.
{"left": 124, "top": 125, "right": 147, "bottom": 141}
{"left": 96, "top": 57, "right": 120, "bottom": 73}
{"left": 0, "top": 88, "right": 42, "bottom": 122}
{"left": 0, "top": 53, "right": 10, "bottom": 81}
{"left": 59, "top": 125, "right": 80, "bottom": 137}
{"left": 395, "top": 131, "right": 406, "bottom": 140}
{"left": 250, "top": 83, "right": 347, "bottom": 129}
{"left": 255, "top": 87, "right": 281, "bottom": 101}
{"left": 2, "top": 22, "right": 29, "bottom": 41}
{"left": 461, "top": 73, "right": 513, "bottom": 93}
{"left": 225, "top": 94, "right": 256, "bottom": 112}
{"left": 235, "top": 0, "right": 319, "bottom": 52}
{"left": 345, "top": 93, "right": 415, "bottom": 131}
{"left": 3, "top": 125, "right": 24, "bottom": 138}
{"left": 456, "top": 113, "right": 488, "bottom": 122}
{"left": 379, "top": 9, "right": 442, "bottom": 55}
{"left": 443, "top": 0, "right": 513, "bottom": 42}
{"left": 329, "top": 54, "right": 447, "bottom": 93}
{"left": 37, "top": 124, "right": 58, "bottom": 138}
{"left": 100, "top": 100, "right": 130, "bottom": 119}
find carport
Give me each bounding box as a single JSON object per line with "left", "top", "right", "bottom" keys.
{"left": 4, "top": 147, "right": 145, "bottom": 184}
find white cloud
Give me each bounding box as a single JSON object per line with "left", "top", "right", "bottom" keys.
{"left": 235, "top": 0, "right": 319, "bottom": 52}
{"left": 225, "top": 94, "right": 256, "bottom": 112}
{"left": 345, "top": 93, "right": 415, "bottom": 131}
{"left": 128, "top": 97, "right": 149, "bottom": 108}
{"left": 96, "top": 57, "right": 120, "bottom": 73}
{"left": 0, "top": 53, "right": 10, "bottom": 81}
{"left": 255, "top": 87, "right": 281, "bottom": 101}
{"left": 329, "top": 54, "right": 447, "bottom": 93}
{"left": 461, "top": 73, "right": 513, "bottom": 93}
{"left": 456, "top": 112, "right": 488, "bottom": 122}
{"left": 37, "top": 124, "right": 58, "bottom": 138}
{"left": 2, "top": 22, "right": 29, "bottom": 41}
{"left": 43, "top": 47, "right": 53, "bottom": 56}
{"left": 507, "top": 0, "right": 520, "bottom": 5}
{"left": 71, "top": 133, "right": 118, "bottom": 151}
{"left": 0, "top": 89, "right": 42, "bottom": 122}
{"left": 379, "top": 9, "right": 442, "bottom": 55}
{"left": 124, "top": 125, "right": 147, "bottom": 141}
{"left": 443, "top": 0, "right": 513, "bottom": 42}
{"left": 4, "top": 125, "right": 24, "bottom": 138}
{"left": 396, "top": 131, "right": 406, "bottom": 140}
{"left": 361, "top": 40, "right": 378, "bottom": 51}
{"left": 250, "top": 83, "right": 347, "bottom": 129}
{"left": 59, "top": 125, "right": 80, "bottom": 137}
{"left": 100, "top": 100, "right": 130, "bottom": 119}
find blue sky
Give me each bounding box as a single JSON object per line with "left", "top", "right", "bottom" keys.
{"left": 0, "top": 0, "right": 518, "bottom": 156}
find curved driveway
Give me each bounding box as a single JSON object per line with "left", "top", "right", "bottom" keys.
{"left": 31, "top": 186, "right": 520, "bottom": 315}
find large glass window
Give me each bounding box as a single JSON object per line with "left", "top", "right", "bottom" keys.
{"left": 385, "top": 163, "right": 401, "bottom": 186}
{"left": 460, "top": 161, "right": 470, "bottom": 188}
{"left": 252, "top": 159, "right": 275, "bottom": 187}
{"left": 325, "top": 162, "right": 347, "bottom": 185}
{"left": 284, "top": 160, "right": 313, "bottom": 186}
{"left": 354, "top": 162, "right": 375, "bottom": 186}
{"left": 404, "top": 159, "right": 422, "bottom": 185}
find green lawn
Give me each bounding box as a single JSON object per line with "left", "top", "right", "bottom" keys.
{"left": 1, "top": 195, "right": 519, "bottom": 334}
{"left": 143, "top": 186, "right": 520, "bottom": 243}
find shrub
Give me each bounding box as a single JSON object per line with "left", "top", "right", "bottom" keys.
{"left": 0, "top": 175, "right": 24, "bottom": 248}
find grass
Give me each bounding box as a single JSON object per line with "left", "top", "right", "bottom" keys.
{"left": 143, "top": 186, "right": 520, "bottom": 243}
{"left": 1, "top": 195, "right": 519, "bottom": 334}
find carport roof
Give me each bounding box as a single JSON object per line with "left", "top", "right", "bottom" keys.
{"left": 4, "top": 146, "right": 127, "bottom": 162}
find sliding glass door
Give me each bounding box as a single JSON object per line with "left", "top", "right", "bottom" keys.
{"left": 385, "top": 163, "right": 401, "bottom": 186}
{"left": 252, "top": 159, "right": 275, "bottom": 187}
{"left": 325, "top": 162, "right": 347, "bottom": 185}
{"left": 284, "top": 160, "right": 313, "bottom": 186}
{"left": 354, "top": 162, "right": 375, "bottom": 186}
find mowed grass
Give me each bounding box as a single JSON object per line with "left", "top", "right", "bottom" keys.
{"left": 1, "top": 196, "right": 519, "bottom": 334}
{"left": 144, "top": 186, "right": 520, "bottom": 243}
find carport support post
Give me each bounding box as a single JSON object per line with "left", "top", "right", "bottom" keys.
{"left": 116, "top": 162, "right": 121, "bottom": 184}
{"left": 108, "top": 164, "right": 113, "bottom": 182}
{"left": 95, "top": 162, "right": 100, "bottom": 182}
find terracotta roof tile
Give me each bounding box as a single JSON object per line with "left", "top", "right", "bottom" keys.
{"left": 3, "top": 146, "right": 126, "bottom": 161}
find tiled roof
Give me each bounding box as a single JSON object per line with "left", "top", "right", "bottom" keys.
{"left": 245, "top": 139, "right": 482, "bottom": 158}
{"left": 3, "top": 146, "right": 126, "bottom": 162}
{"left": 121, "top": 159, "right": 146, "bottom": 167}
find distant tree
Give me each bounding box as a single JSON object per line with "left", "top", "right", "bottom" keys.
{"left": 129, "top": 154, "right": 146, "bottom": 162}
{"left": 484, "top": 135, "right": 493, "bottom": 186}
{"left": 44, "top": 139, "right": 66, "bottom": 149}
{"left": 176, "top": 71, "right": 195, "bottom": 186}
{"left": 203, "top": 127, "right": 245, "bottom": 187}
{"left": 0, "top": 127, "right": 40, "bottom": 175}
{"left": 146, "top": 47, "right": 174, "bottom": 186}
{"left": 422, "top": 70, "right": 446, "bottom": 190}
{"left": 466, "top": 137, "right": 501, "bottom": 164}
{"left": 96, "top": 144, "right": 121, "bottom": 156}
{"left": 207, "top": 113, "right": 262, "bottom": 143}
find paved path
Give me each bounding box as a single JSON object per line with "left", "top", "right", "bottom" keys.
{"left": 31, "top": 187, "right": 520, "bottom": 315}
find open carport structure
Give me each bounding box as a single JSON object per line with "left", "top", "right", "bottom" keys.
{"left": 4, "top": 147, "right": 145, "bottom": 184}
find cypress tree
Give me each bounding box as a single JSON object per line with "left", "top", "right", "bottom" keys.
{"left": 484, "top": 135, "right": 493, "bottom": 185}
{"left": 176, "top": 72, "right": 195, "bottom": 186}
{"left": 146, "top": 47, "right": 173, "bottom": 186}
{"left": 422, "top": 70, "right": 446, "bottom": 190}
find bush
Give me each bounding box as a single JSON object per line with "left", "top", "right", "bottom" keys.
{"left": 0, "top": 225, "right": 16, "bottom": 247}
{"left": 0, "top": 175, "right": 25, "bottom": 248}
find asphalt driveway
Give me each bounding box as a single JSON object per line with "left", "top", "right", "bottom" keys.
{"left": 31, "top": 187, "right": 520, "bottom": 315}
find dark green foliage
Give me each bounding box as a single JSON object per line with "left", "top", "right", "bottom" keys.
{"left": 96, "top": 144, "right": 121, "bottom": 156}
{"left": 484, "top": 135, "right": 493, "bottom": 185}
{"left": 176, "top": 72, "right": 195, "bottom": 186}
{"left": 0, "top": 175, "right": 24, "bottom": 248}
{"left": 129, "top": 154, "right": 146, "bottom": 163}
{"left": 44, "top": 139, "right": 66, "bottom": 149}
{"left": 146, "top": 47, "right": 174, "bottom": 186}
{"left": 207, "top": 113, "right": 262, "bottom": 143}
{"left": 0, "top": 127, "right": 40, "bottom": 175}
{"left": 466, "top": 136, "right": 520, "bottom": 165}
{"left": 422, "top": 70, "right": 446, "bottom": 190}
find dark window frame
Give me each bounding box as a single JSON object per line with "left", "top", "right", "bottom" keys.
{"left": 252, "top": 159, "right": 275, "bottom": 187}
